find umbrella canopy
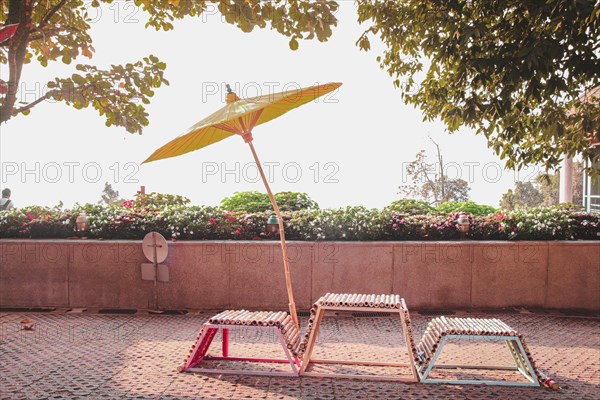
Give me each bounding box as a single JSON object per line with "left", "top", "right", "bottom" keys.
{"left": 143, "top": 82, "right": 342, "bottom": 328}
{"left": 143, "top": 82, "right": 341, "bottom": 163}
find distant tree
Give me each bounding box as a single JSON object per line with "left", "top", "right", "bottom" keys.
{"left": 500, "top": 162, "right": 584, "bottom": 209}
{"left": 500, "top": 189, "right": 516, "bottom": 210}
{"left": 357, "top": 0, "right": 600, "bottom": 172}
{"left": 537, "top": 162, "right": 584, "bottom": 206}
{"left": 400, "top": 138, "right": 470, "bottom": 205}
{"left": 99, "top": 182, "right": 121, "bottom": 205}
{"left": 537, "top": 174, "right": 561, "bottom": 207}
{"left": 499, "top": 181, "right": 544, "bottom": 210}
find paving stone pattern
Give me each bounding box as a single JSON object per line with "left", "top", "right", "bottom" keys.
{"left": 0, "top": 311, "right": 598, "bottom": 399}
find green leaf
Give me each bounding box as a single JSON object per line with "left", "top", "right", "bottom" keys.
{"left": 71, "top": 74, "right": 86, "bottom": 85}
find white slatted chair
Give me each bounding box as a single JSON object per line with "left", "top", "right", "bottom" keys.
{"left": 399, "top": 299, "right": 541, "bottom": 386}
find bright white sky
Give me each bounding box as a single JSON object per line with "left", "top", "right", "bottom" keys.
{"left": 0, "top": 2, "right": 542, "bottom": 209}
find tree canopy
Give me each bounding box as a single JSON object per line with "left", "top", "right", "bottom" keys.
{"left": 499, "top": 181, "right": 543, "bottom": 210}
{"left": 0, "top": 0, "right": 338, "bottom": 133}
{"left": 499, "top": 162, "right": 584, "bottom": 209}
{"left": 3, "top": 0, "right": 599, "bottom": 175}
{"left": 99, "top": 182, "right": 121, "bottom": 205}
{"left": 357, "top": 0, "right": 600, "bottom": 172}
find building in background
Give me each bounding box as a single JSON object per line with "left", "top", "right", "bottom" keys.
{"left": 560, "top": 86, "right": 599, "bottom": 212}
{"left": 582, "top": 142, "right": 599, "bottom": 212}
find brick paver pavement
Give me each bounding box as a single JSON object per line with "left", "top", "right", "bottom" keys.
{"left": 0, "top": 310, "right": 598, "bottom": 399}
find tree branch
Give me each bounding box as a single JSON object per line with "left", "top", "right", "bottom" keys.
{"left": 1, "top": 25, "right": 78, "bottom": 48}
{"left": 28, "top": 27, "right": 68, "bottom": 41}
{"left": 416, "top": 151, "right": 439, "bottom": 204}
{"left": 429, "top": 136, "right": 445, "bottom": 201}
{"left": 13, "top": 90, "right": 56, "bottom": 114}
{"left": 35, "top": 0, "right": 68, "bottom": 31}
{"left": 13, "top": 81, "right": 99, "bottom": 115}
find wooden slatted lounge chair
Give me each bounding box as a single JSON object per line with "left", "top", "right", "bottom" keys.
{"left": 399, "top": 299, "right": 542, "bottom": 386}
{"left": 179, "top": 310, "right": 302, "bottom": 377}
{"left": 299, "top": 293, "right": 420, "bottom": 381}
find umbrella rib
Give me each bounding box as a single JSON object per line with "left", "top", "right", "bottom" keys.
{"left": 167, "top": 128, "right": 208, "bottom": 158}
{"left": 238, "top": 116, "right": 248, "bottom": 133}
{"left": 214, "top": 122, "right": 241, "bottom": 134}
{"left": 248, "top": 108, "right": 264, "bottom": 131}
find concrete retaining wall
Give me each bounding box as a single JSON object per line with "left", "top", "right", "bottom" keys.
{"left": 1, "top": 240, "right": 598, "bottom": 311}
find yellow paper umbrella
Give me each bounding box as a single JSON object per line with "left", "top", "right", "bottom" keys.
{"left": 143, "top": 82, "right": 342, "bottom": 328}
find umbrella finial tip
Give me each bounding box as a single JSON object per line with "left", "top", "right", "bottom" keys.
{"left": 225, "top": 84, "right": 241, "bottom": 104}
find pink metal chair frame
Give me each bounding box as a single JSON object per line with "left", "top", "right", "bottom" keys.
{"left": 180, "top": 324, "right": 300, "bottom": 377}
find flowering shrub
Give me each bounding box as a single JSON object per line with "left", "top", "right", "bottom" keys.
{"left": 435, "top": 201, "right": 497, "bottom": 216}
{"left": 273, "top": 192, "right": 319, "bottom": 212}
{"left": 152, "top": 206, "right": 268, "bottom": 240}
{"left": 384, "top": 199, "right": 434, "bottom": 215}
{"left": 286, "top": 207, "right": 387, "bottom": 241}
{"left": 220, "top": 191, "right": 319, "bottom": 213}
{"left": 133, "top": 192, "right": 190, "bottom": 209}
{"left": 569, "top": 212, "right": 600, "bottom": 240}
{"left": 81, "top": 204, "right": 164, "bottom": 239}
{"left": 220, "top": 191, "right": 271, "bottom": 213}
{"left": 0, "top": 206, "right": 77, "bottom": 238}
{"left": 388, "top": 213, "right": 464, "bottom": 240}
{"left": 497, "top": 207, "right": 599, "bottom": 240}
{"left": 1, "top": 203, "right": 598, "bottom": 241}
{"left": 468, "top": 213, "right": 509, "bottom": 240}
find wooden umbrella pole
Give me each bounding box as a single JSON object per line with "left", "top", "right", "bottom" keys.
{"left": 247, "top": 141, "right": 299, "bottom": 329}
